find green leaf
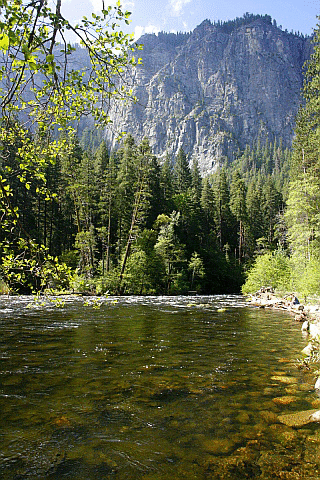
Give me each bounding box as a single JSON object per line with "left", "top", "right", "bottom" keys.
{"left": 0, "top": 33, "right": 9, "bottom": 52}
{"left": 28, "top": 61, "right": 37, "bottom": 71}
{"left": 46, "top": 54, "right": 54, "bottom": 63}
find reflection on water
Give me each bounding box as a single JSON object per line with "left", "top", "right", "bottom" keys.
{"left": 0, "top": 295, "right": 319, "bottom": 479}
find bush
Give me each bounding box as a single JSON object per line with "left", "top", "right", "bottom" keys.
{"left": 292, "top": 256, "right": 320, "bottom": 301}
{"left": 71, "top": 274, "right": 97, "bottom": 294}
{"left": 242, "top": 250, "right": 292, "bottom": 294}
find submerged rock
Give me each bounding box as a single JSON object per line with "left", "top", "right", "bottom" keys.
{"left": 270, "top": 375, "right": 297, "bottom": 384}
{"left": 202, "top": 437, "right": 237, "bottom": 455}
{"left": 259, "top": 410, "right": 279, "bottom": 425}
{"left": 278, "top": 409, "right": 319, "bottom": 427}
{"left": 273, "top": 396, "right": 297, "bottom": 406}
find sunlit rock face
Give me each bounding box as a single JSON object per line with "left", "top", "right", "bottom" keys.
{"left": 105, "top": 18, "right": 311, "bottom": 175}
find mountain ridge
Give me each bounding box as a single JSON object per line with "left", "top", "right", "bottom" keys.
{"left": 104, "top": 14, "right": 312, "bottom": 174}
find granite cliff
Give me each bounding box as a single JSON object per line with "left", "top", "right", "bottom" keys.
{"left": 104, "top": 15, "right": 312, "bottom": 174}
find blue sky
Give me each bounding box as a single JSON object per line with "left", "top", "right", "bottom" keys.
{"left": 61, "top": 0, "right": 319, "bottom": 39}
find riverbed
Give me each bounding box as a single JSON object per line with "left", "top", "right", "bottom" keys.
{"left": 0, "top": 295, "right": 319, "bottom": 479}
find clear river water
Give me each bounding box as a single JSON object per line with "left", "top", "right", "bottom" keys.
{"left": 0, "top": 294, "right": 320, "bottom": 479}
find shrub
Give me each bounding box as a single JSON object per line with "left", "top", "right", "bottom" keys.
{"left": 242, "top": 250, "right": 292, "bottom": 294}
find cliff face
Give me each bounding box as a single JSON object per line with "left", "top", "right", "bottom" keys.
{"left": 105, "top": 18, "right": 311, "bottom": 174}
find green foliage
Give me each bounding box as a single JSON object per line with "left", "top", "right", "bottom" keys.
{"left": 0, "top": 0, "right": 139, "bottom": 293}
{"left": 72, "top": 274, "right": 97, "bottom": 294}
{"left": 292, "top": 255, "right": 320, "bottom": 301}
{"left": 0, "top": 122, "right": 295, "bottom": 295}
{"left": 277, "top": 17, "right": 320, "bottom": 298}
{"left": 75, "top": 227, "right": 97, "bottom": 277}
{"left": 122, "top": 250, "right": 152, "bottom": 294}
{"left": 242, "top": 250, "right": 292, "bottom": 294}
{"left": 173, "top": 148, "right": 191, "bottom": 193}
{"left": 240, "top": 18, "right": 320, "bottom": 298}
{"left": 0, "top": 239, "right": 72, "bottom": 293}
{"left": 188, "top": 252, "right": 205, "bottom": 291}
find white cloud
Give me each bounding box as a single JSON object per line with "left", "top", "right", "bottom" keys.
{"left": 134, "top": 25, "right": 145, "bottom": 40}
{"left": 145, "top": 24, "right": 161, "bottom": 34}
{"left": 168, "top": 0, "right": 192, "bottom": 17}
{"left": 134, "top": 24, "right": 161, "bottom": 40}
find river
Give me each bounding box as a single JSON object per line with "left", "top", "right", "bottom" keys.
{"left": 0, "top": 294, "right": 319, "bottom": 479}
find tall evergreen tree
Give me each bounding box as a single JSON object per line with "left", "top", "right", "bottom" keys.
{"left": 262, "top": 176, "right": 283, "bottom": 247}
{"left": 230, "top": 171, "right": 247, "bottom": 262}
{"left": 97, "top": 145, "right": 117, "bottom": 274}
{"left": 200, "top": 177, "right": 215, "bottom": 235}
{"left": 246, "top": 177, "right": 264, "bottom": 253}
{"left": 116, "top": 134, "right": 137, "bottom": 258}
{"left": 285, "top": 17, "right": 320, "bottom": 276}
{"left": 119, "top": 138, "right": 157, "bottom": 288}
{"left": 173, "top": 148, "right": 191, "bottom": 193}
{"left": 159, "top": 153, "right": 174, "bottom": 213}
{"left": 212, "top": 169, "right": 234, "bottom": 251}
{"left": 191, "top": 158, "right": 202, "bottom": 202}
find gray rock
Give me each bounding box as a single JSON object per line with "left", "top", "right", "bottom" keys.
{"left": 309, "top": 323, "right": 320, "bottom": 338}
{"left": 301, "top": 343, "right": 314, "bottom": 356}
{"left": 105, "top": 18, "right": 311, "bottom": 175}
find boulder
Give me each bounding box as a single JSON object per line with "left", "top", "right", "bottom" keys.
{"left": 315, "top": 377, "right": 320, "bottom": 390}
{"left": 278, "top": 409, "right": 319, "bottom": 427}
{"left": 309, "top": 323, "right": 320, "bottom": 338}
{"left": 301, "top": 343, "right": 314, "bottom": 356}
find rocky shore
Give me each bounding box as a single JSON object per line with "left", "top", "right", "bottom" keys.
{"left": 249, "top": 287, "right": 320, "bottom": 428}
{"left": 249, "top": 287, "right": 320, "bottom": 335}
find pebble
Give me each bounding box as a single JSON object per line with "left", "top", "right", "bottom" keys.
{"left": 272, "top": 395, "right": 297, "bottom": 405}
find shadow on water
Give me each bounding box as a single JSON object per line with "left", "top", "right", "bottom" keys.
{"left": 0, "top": 295, "right": 319, "bottom": 479}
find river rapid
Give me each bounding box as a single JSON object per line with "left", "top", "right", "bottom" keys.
{"left": 0, "top": 294, "right": 319, "bottom": 479}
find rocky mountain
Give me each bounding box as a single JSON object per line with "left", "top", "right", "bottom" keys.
{"left": 105, "top": 15, "right": 312, "bottom": 174}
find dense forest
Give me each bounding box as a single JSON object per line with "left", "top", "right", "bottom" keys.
{"left": 0, "top": 127, "right": 290, "bottom": 295}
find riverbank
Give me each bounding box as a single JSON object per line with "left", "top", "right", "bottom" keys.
{"left": 248, "top": 288, "right": 320, "bottom": 329}
{"left": 248, "top": 288, "right": 320, "bottom": 428}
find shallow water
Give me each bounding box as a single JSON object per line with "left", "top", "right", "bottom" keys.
{"left": 0, "top": 295, "right": 319, "bottom": 479}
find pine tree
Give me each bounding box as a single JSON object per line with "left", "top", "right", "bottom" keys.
{"left": 191, "top": 158, "right": 202, "bottom": 202}
{"left": 262, "top": 176, "right": 283, "bottom": 247}
{"left": 291, "top": 17, "right": 320, "bottom": 177}
{"left": 119, "top": 138, "right": 157, "bottom": 289}
{"left": 160, "top": 153, "right": 174, "bottom": 213}
{"left": 200, "top": 177, "right": 215, "bottom": 233}
{"left": 284, "top": 17, "right": 320, "bottom": 295}
{"left": 230, "top": 171, "right": 247, "bottom": 262}
{"left": 173, "top": 148, "right": 191, "bottom": 193}
{"left": 246, "top": 177, "right": 264, "bottom": 253}
{"left": 116, "top": 134, "right": 137, "bottom": 258}
{"left": 98, "top": 147, "right": 117, "bottom": 274}
{"left": 212, "top": 169, "right": 234, "bottom": 251}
